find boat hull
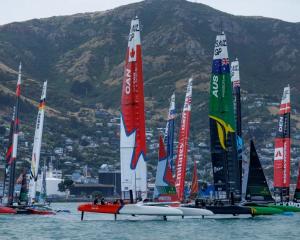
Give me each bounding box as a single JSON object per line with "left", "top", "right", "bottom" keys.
{"left": 78, "top": 203, "right": 183, "bottom": 216}
{"left": 268, "top": 203, "right": 300, "bottom": 212}
{"left": 12, "top": 205, "right": 56, "bottom": 215}
{"left": 176, "top": 206, "right": 213, "bottom": 216}
{"left": 250, "top": 206, "right": 283, "bottom": 215}
{"left": 0, "top": 206, "right": 16, "bottom": 214}
{"left": 189, "top": 205, "right": 253, "bottom": 218}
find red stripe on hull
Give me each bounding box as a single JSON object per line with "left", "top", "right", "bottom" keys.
{"left": 0, "top": 206, "right": 16, "bottom": 214}
{"left": 78, "top": 203, "right": 122, "bottom": 214}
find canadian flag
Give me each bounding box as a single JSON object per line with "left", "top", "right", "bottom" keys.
{"left": 274, "top": 147, "right": 283, "bottom": 160}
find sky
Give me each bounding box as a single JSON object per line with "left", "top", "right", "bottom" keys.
{"left": 0, "top": 0, "right": 299, "bottom": 25}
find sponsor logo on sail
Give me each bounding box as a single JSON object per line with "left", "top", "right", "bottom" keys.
{"left": 214, "top": 166, "right": 223, "bottom": 173}
{"left": 274, "top": 147, "right": 283, "bottom": 160}
{"left": 125, "top": 68, "right": 131, "bottom": 95}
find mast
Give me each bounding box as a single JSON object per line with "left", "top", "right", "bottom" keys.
{"left": 29, "top": 81, "right": 47, "bottom": 204}
{"left": 164, "top": 93, "right": 176, "bottom": 170}
{"left": 120, "top": 17, "right": 147, "bottom": 201}
{"left": 209, "top": 32, "right": 240, "bottom": 201}
{"left": 246, "top": 140, "right": 273, "bottom": 202}
{"left": 154, "top": 135, "right": 177, "bottom": 201}
{"left": 231, "top": 58, "right": 244, "bottom": 199}
{"left": 190, "top": 160, "right": 199, "bottom": 199}
{"left": 273, "top": 86, "right": 291, "bottom": 202}
{"left": 175, "top": 78, "right": 193, "bottom": 202}
{"left": 3, "top": 63, "right": 22, "bottom": 206}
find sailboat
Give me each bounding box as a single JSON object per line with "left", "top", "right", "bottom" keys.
{"left": 269, "top": 86, "right": 300, "bottom": 212}
{"left": 242, "top": 141, "right": 283, "bottom": 215}
{"left": 28, "top": 81, "right": 47, "bottom": 205}
{"left": 153, "top": 135, "right": 177, "bottom": 202}
{"left": 154, "top": 93, "right": 176, "bottom": 201}
{"left": 149, "top": 81, "right": 213, "bottom": 217}
{"left": 78, "top": 17, "right": 184, "bottom": 220}
{"left": 193, "top": 32, "right": 252, "bottom": 217}
{"left": 230, "top": 58, "right": 248, "bottom": 200}
{"left": 1, "top": 64, "right": 22, "bottom": 214}
{"left": 175, "top": 78, "right": 193, "bottom": 202}
{"left": 273, "top": 86, "right": 291, "bottom": 202}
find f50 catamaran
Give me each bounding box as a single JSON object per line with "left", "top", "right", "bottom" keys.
{"left": 29, "top": 81, "right": 47, "bottom": 204}
{"left": 2, "top": 63, "right": 22, "bottom": 207}
{"left": 273, "top": 86, "right": 291, "bottom": 202}
{"left": 78, "top": 17, "right": 185, "bottom": 220}
{"left": 120, "top": 16, "right": 147, "bottom": 201}
{"left": 175, "top": 78, "right": 193, "bottom": 202}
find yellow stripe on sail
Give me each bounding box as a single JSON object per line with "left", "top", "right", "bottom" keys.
{"left": 217, "top": 122, "right": 226, "bottom": 149}
{"left": 209, "top": 115, "right": 235, "bottom": 150}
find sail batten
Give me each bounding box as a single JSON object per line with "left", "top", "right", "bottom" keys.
{"left": 175, "top": 78, "right": 193, "bottom": 202}
{"left": 120, "top": 17, "right": 147, "bottom": 200}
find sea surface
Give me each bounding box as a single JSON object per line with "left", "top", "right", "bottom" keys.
{"left": 1, "top": 203, "right": 300, "bottom": 240}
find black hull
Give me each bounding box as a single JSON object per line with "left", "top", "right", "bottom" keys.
{"left": 186, "top": 204, "right": 252, "bottom": 215}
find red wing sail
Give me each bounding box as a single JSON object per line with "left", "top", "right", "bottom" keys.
{"left": 120, "top": 17, "right": 147, "bottom": 200}
{"left": 175, "top": 78, "right": 193, "bottom": 202}
{"left": 121, "top": 18, "right": 146, "bottom": 170}
{"left": 273, "top": 86, "right": 291, "bottom": 201}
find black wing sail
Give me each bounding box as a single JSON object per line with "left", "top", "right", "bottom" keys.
{"left": 246, "top": 140, "right": 273, "bottom": 202}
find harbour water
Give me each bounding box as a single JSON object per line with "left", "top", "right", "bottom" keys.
{"left": 1, "top": 203, "right": 300, "bottom": 240}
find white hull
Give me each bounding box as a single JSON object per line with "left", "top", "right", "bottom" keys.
{"left": 119, "top": 204, "right": 183, "bottom": 216}
{"left": 177, "top": 207, "right": 213, "bottom": 216}
{"left": 138, "top": 202, "right": 213, "bottom": 217}
{"left": 204, "top": 214, "right": 253, "bottom": 219}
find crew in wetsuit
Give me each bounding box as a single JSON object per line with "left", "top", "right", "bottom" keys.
{"left": 93, "top": 196, "right": 99, "bottom": 205}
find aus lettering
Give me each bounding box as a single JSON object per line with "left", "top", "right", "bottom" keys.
{"left": 212, "top": 75, "right": 218, "bottom": 98}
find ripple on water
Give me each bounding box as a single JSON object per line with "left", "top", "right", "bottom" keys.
{"left": 1, "top": 203, "right": 300, "bottom": 240}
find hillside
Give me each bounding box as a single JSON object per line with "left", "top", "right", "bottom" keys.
{"left": 0, "top": 0, "right": 300, "bottom": 179}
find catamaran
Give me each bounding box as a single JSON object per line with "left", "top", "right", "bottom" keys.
{"left": 78, "top": 17, "right": 184, "bottom": 220}
{"left": 149, "top": 79, "right": 213, "bottom": 217}
{"left": 273, "top": 86, "right": 291, "bottom": 202}
{"left": 153, "top": 93, "right": 177, "bottom": 202}
{"left": 242, "top": 141, "right": 283, "bottom": 215}
{"left": 192, "top": 32, "right": 252, "bottom": 217}
{"left": 0, "top": 63, "right": 22, "bottom": 214}
{"left": 28, "top": 81, "right": 47, "bottom": 205}
{"left": 268, "top": 86, "right": 300, "bottom": 212}
{"left": 230, "top": 58, "right": 248, "bottom": 200}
